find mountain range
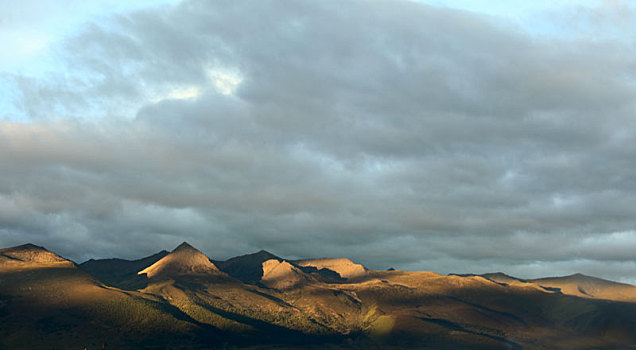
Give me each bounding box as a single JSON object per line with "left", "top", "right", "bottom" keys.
{"left": 1, "top": 242, "right": 635, "bottom": 349}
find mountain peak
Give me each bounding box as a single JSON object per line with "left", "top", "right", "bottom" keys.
{"left": 0, "top": 243, "right": 69, "bottom": 264}
{"left": 138, "top": 242, "right": 220, "bottom": 279}
{"left": 254, "top": 249, "right": 278, "bottom": 259}
{"left": 173, "top": 242, "right": 196, "bottom": 252}
{"left": 15, "top": 243, "right": 44, "bottom": 250}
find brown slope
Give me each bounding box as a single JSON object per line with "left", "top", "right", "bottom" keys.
{"left": 295, "top": 258, "right": 368, "bottom": 280}
{"left": 140, "top": 252, "right": 356, "bottom": 342}
{"left": 0, "top": 243, "right": 73, "bottom": 269}
{"left": 260, "top": 259, "right": 316, "bottom": 290}
{"left": 474, "top": 271, "right": 636, "bottom": 302}
{"left": 138, "top": 242, "right": 222, "bottom": 279}
{"left": 348, "top": 269, "right": 636, "bottom": 350}
{"left": 528, "top": 273, "right": 636, "bottom": 302}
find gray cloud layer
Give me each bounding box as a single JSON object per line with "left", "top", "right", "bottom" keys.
{"left": 2, "top": 0, "right": 636, "bottom": 282}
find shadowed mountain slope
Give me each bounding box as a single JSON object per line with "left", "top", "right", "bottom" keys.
{"left": 79, "top": 250, "right": 168, "bottom": 289}
{"left": 215, "top": 250, "right": 282, "bottom": 284}
{"left": 295, "top": 257, "right": 368, "bottom": 280}
{"left": 217, "top": 251, "right": 345, "bottom": 285}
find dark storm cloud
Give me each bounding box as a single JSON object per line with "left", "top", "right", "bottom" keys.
{"left": 2, "top": 0, "right": 636, "bottom": 282}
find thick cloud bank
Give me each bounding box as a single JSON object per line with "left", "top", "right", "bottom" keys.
{"left": 2, "top": 0, "right": 636, "bottom": 282}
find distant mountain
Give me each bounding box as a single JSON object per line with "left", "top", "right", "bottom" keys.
{"left": 455, "top": 272, "right": 636, "bottom": 303}
{"left": 528, "top": 273, "right": 636, "bottom": 302}
{"left": 3, "top": 242, "right": 636, "bottom": 350}
{"left": 295, "top": 257, "right": 367, "bottom": 280}
{"left": 79, "top": 250, "right": 168, "bottom": 289}
{"left": 215, "top": 249, "right": 282, "bottom": 284}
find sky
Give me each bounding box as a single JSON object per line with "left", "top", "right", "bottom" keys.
{"left": 2, "top": 0, "right": 636, "bottom": 284}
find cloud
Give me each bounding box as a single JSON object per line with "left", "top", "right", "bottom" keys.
{"left": 1, "top": 0, "right": 636, "bottom": 283}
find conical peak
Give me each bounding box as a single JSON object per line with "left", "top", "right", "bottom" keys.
{"left": 173, "top": 242, "right": 197, "bottom": 253}
{"left": 254, "top": 250, "right": 278, "bottom": 260}
{"left": 139, "top": 242, "right": 219, "bottom": 278}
